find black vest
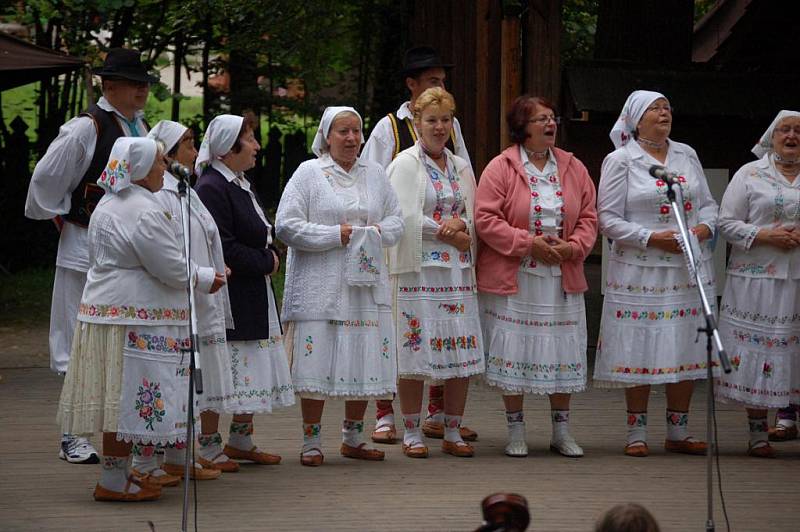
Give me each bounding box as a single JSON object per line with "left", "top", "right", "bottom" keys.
{"left": 386, "top": 112, "right": 456, "bottom": 160}
{"left": 63, "top": 105, "right": 127, "bottom": 227}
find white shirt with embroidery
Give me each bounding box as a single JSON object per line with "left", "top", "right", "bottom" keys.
{"left": 519, "top": 146, "right": 563, "bottom": 276}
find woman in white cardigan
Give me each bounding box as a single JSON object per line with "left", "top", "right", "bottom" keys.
{"left": 276, "top": 106, "right": 404, "bottom": 466}
{"left": 387, "top": 87, "right": 484, "bottom": 458}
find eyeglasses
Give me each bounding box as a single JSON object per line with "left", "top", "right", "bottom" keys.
{"left": 529, "top": 115, "right": 561, "bottom": 125}
{"left": 775, "top": 125, "right": 800, "bottom": 135}
{"left": 646, "top": 105, "right": 672, "bottom": 114}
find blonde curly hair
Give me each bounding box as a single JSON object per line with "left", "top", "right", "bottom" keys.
{"left": 412, "top": 87, "right": 456, "bottom": 121}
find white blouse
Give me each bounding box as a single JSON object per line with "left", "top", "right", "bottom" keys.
{"left": 598, "top": 140, "right": 718, "bottom": 267}
{"left": 718, "top": 154, "right": 800, "bottom": 279}
{"left": 519, "top": 146, "right": 563, "bottom": 276}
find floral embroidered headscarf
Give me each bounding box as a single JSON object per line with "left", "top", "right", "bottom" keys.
{"left": 97, "top": 137, "right": 159, "bottom": 194}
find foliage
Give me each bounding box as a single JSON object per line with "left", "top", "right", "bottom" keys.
{"left": 561, "top": 0, "right": 599, "bottom": 64}
{"left": 0, "top": 267, "right": 55, "bottom": 326}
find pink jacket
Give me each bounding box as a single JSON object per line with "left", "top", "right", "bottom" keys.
{"left": 475, "top": 145, "right": 597, "bottom": 294}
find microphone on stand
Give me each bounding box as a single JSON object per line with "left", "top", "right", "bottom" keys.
{"left": 648, "top": 165, "right": 681, "bottom": 186}
{"left": 169, "top": 161, "right": 192, "bottom": 181}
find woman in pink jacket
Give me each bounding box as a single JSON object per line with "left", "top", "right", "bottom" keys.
{"left": 475, "top": 95, "right": 597, "bottom": 458}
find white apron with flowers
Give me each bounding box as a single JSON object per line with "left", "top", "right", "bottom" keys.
{"left": 481, "top": 148, "right": 587, "bottom": 394}
{"left": 395, "top": 153, "right": 484, "bottom": 380}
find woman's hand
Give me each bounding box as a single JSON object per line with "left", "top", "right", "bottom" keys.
{"left": 647, "top": 230, "right": 682, "bottom": 253}
{"left": 340, "top": 224, "right": 353, "bottom": 245}
{"left": 209, "top": 272, "right": 226, "bottom": 294}
{"left": 437, "top": 230, "right": 471, "bottom": 252}
{"left": 270, "top": 250, "right": 280, "bottom": 275}
{"left": 224, "top": 265, "right": 232, "bottom": 278}
{"left": 545, "top": 236, "right": 573, "bottom": 263}
{"left": 754, "top": 226, "right": 800, "bottom": 249}
{"left": 530, "top": 235, "right": 561, "bottom": 264}
{"left": 437, "top": 217, "right": 467, "bottom": 238}
{"left": 691, "top": 224, "right": 712, "bottom": 242}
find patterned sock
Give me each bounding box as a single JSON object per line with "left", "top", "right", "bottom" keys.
{"left": 163, "top": 440, "right": 186, "bottom": 466}
{"left": 776, "top": 406, "right": 798, "bottom": 428}
{"left": 506, "top": 411, "right": 525, "bottom": 443}
{"left": 131, "top": 443, "right": 159, "bottom": 474}
{"left": 402, "top": 414, "right": 424, "bottom": 448}
{"left": 749, "top": 416, "right": 769, "bottom": 448}
{"left": 199, "top": 432, "right": 228, "bottom": 462}
{"left": 302, "top": 423, "right": 322, "bottom": 457}
{"left": 551, "top": 409, "right": 571, "bottom": 440}
{"left": 444, "top": 414, "right": 464, "bottom": 444}
{"left": 100, "top": 455, "right": 139, "bottom": 493}
{"left": 666, "top": 409, "right": 690, "bottom": 441}
{"left": 228, "top": 420, "right": 255, "bottom": 451}
{"left": 626, "top": 412, "right": 647, "bottom": 447}
{"left": 427, "top": 385, "right": 445, "bottom": 422}
{"left": 342, "top": 419, "right": 365, "bottom": 448}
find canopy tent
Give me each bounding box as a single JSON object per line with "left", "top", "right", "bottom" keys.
{"left": 0, "top": 31, "right": 85, "bottom": 91}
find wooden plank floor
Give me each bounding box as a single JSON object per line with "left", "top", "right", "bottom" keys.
{"left": 1, "top": 366, "right": 798, "bottom": 531}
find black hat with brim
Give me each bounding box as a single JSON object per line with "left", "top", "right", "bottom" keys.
{"left": 400, "top": 46, "right": 454, "bottom": 78}
{"left": 92, "top": 48, "right": 159, "bottom": 84}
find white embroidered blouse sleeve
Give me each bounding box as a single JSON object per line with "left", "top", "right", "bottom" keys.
{"left": 25, "top": 116, "right": 96, "bottom": 220}
{"left": 689, "top": 150, "right": 719, "bottom": 236}
{"left": 361, "top": 118, "right": 393, "bottom": 170}
{"left": 718, "top": 170, "right": 758, "bottom": 250}
{"left": 276, "top": 168, "right": 343, "bottom": 252}
{"left": 597, "top": 152, "right": 652, "bottom": 249}
{"left": 376, "top": 174, "right": 405, "bottom": 247}
{"left": 452, "top": 118, "right": 473, "bottom": 172}
{"left": 131, "top": 210, "right": 194, "bottom": 290}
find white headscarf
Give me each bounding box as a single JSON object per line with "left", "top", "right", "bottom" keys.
{"left": 97, "top": 137, "right": 158, "bottom": 194}
{"left": 147, "top": 120, "right": 188, "bottom": 154}
{"left": 609, "top": 90, "right": 668, "bottom": 149}
{"left": 195, "top": 114, "right": 244, "bottom": 173}
{"left": 752, "top": 110, "right": 800, "bottom": 158}
{"left": 311, "top": 106, "right": 363, "bottom": 157}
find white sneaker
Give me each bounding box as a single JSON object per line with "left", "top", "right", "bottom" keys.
{"left": 550, "top": 434, "right": 584, "bottom": 457}
{"left": 59, "top": 435, "right": 100, "bottom": 464}
{"left": 504, "top": 439, "right": 529, "bottom": 457}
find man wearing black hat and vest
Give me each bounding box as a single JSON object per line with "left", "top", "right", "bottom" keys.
{"left": 362, "top": 45, "right": 477, "bottom": 445}
{"left": 25, "top": 48, "right": 156, "bottom": 464}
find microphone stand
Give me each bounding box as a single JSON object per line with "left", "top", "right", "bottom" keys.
{"left": 176, "top": 170, "right": 203, "bottom": 532}
{"left": 662, "top": 177, "right": 731, "bottom": 532}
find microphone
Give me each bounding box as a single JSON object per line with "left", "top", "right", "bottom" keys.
{"left": 169, "top": 161, "right": 192, "bottom": 181}
{"left": 649, "top": 165, "right": 681, "bottom": 185}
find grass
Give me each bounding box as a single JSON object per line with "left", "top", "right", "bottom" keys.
{"left": 0, "top": 267, "right": 55, "bottom": 327}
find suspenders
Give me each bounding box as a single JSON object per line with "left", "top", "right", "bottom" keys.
{"left": 387, "top": 113, "right": 457, "bottom": 160}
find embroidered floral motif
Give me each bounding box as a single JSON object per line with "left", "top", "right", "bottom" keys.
{"left": 79, "top": 303, "right": 188, "bottom": 322}
{"left": 98, "top": 158, "right": 131, "bottom": 189}
{"left": 257, "top": 336, "right": 282, "bottom": 348}
{"left": 422, "top": 250, "right": 452, "bottom": 263}
{"left": 720, "top": 304, "right": 800, "bottom": 325}
{"left": 730, "top": 355, "right": 741, "bottom": 370}
{"left": 486, "top": 356, "right": 583, "bottom": 378}
{"left": 230, "top": 421, "right": 253, "bottom": 436}
{"left": 606, "top": 281, "right": 696, "bottom": 294}
{"left": 732, "top": 330, "right": 800, "bottom": 349}
{"left": 666, "top": 412, "right": 688, "bottom": 426}
{"left": 135, "top": 378, "right": 165, "bottom": 431}
{"left": 506, "top": 411, "right": 524, "bottom": 424}
{"left": 399, "top": 285, "right": 475, "bottom": 293}
{"left": 429, "top": 335, "right": 478, "bottom": 352}
{"left": 303, "top": 423, "right": 321, "bottom": 438}
{"left": 357, "top": 245, "right": 379, "bottom": 274}
{"left": 132, "top": 444, "right": 156, "bottom": 457}
{"left": 428, "top": 358, "right": 483, "bottom": 371}
{"left": 552, "top": 411, "right": 570, "bottom": 423}
{"left": 613, "top": 307, "right": 700, "bottom": 321}
{"left": 402, "top": 312, "right": 422, "bottom": 352}
{"left": 198, "top": 432, "right": 223, "bottom": 447}
{"left": 762, "top": 362, "right": 774, "bottom": 378}
{"left": 304, "top": 336, "right": 314, "bottom": 357}
{"left": 445, "top": 416, "right": 461, "bottom": 429}
{"left": 381, "top": 337, "right": 390, "bottom": 359}
{"left": 201, "top": 336, "right": 226, "bottom": 346}
{"left": 612, "top": 361, "right": 715, "bottom": 375}
{"left": 627, "top": 413, "right": 647, "bottom": 427}
{"left": 342, "top": 419, "right": 364, "bottom": 433}
{"left": 527, "top": 170, "right": 563, "bottom": 237}
{"left": 329, "top": 319, "right": 379, "bottom": 327}
{"left": 404, "top": 416, "right": 419, "bottom": 429}
{"left": 749, "top": 418, "right": 769, "bottom": 433}
{"left": 655, "top": 175, "right": 689, "bottom": 223}
{"left": 425, "top": 158, "right": 463, "bottom": 223}
{"left": 483, "top": 308, "right": 578, "bottom": 327}
{"left": 127, "top": 331, "right": 190, "bottom": 353}
{"left": 438, "top": 303, "right": 465, "bottom": 314}
{"left": 728, "top": 262, "right": 778, "bottom": 275}
{"left": 717, "top": 379, "right": 799, "bottom": 398}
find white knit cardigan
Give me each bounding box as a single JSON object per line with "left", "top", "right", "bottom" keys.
{"left": 276, "top": 157, "right": 404, "bottom": 321}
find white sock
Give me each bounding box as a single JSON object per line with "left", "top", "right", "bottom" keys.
{"left": 776, "top": 418, "right": 796, "bottom": 429}
{"left": 342, "top": 419, "right": 365, "bottom": 448}
{"left": 551, "top": 409, "right": 571, "bottom": 440}
{"left": 403, "top": 414, "right": 424, "bottom": 448}
{"left": 426, "top": 411, "right": 445, "bottom": 424}
{"left": 626, "top": 412, "right": 647, "bottom": 446}
{"left": 228, "top": 420, "right": 255, "bottom": 451}
{"left": 164, "top": 446, "right": 184, "bottom": 466}
{"left": 666, "top": 409, "right": 690, "bottom": 441}
{"left": 444, "top": 414, "right": 464, "bottom": 444}
{"left": 131, "top": 444, "right": 159, "bottom": 474}
{"left": 198, "top": 432, "right": 231, "bottom": 463}
{"left": 100, "top": 455, "right": 139, "bottom": 493}
{"left": 749, "top": 416, "right": 769, "bottom": 448}
{"left": 506, "top": 411, "right": 525, "bottom": 442}
{"left": 375, "top": 413, "right": 395, "bottom": 431}
{"left": 302, "top": 423, "right": 322, "bottom": 456}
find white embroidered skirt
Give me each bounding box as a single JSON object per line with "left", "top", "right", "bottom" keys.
{"left": 395, "top": 266, "right": 485, "bottom": 380}
{"left": 224, "top": 284, "right": 294, "bottom": 413}
{"left": 716, "top": 276, "right": 800, "bottom": 408}
{"left": 291, "top": 283, "right": 396, "bottom": 398}
{"left": 480, "top": 268, "right": 587, "bottom": 395}
{"left": 195, "top": 334, "right": 237, "bottom": 414}
{"left": 58, "top": 322, "right": 191, "bottom": 446}
{"left": 594, "top": 259, "right": 717, "bottom": 387}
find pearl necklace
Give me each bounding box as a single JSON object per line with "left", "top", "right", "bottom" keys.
{"left": 637, "top": 136, "right": 667, "bottom": 150}
{"left": 524, "top": 147, "right": 548, "bottom": 160}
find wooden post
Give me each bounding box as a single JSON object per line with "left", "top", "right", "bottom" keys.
{"left": 524, "top": 0, "right": 562, "bottom": 106}
{"left": 500, "top": 13, "right": 522, "bottom": 150}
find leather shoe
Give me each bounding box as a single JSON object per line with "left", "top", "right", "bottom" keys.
{"left": 624, "top": 441, "right": 649, "bottom": 457}
{"left": 442, "top": 440, "right": 474, "bottom": 457}
{"left": 665, "top": 438, "right": 707, "bottom": 455}
{"left": 747, "top": 442, "right": 777, "bottom": 458}
{"left": 224, "top": 445, "right": 281, "bottom": 464}
{"left": 422, "top": 420, "right": 478, "bottom": 441}
{"left": 131, "top": 468, "right": 180, "bottom": 488}
{"left": 300, "top": 450, "right": 324, "bottom": 467}
{"left": 768, "top": 424, "right": 798, "bottom": 442}
{"left": 402, "top": 443, "right": 429, "bottom": 458}
{"left": 371, "top": 425, "right": 397, "bottom": 444}
{"left": 341, "top": 443, "right": 385, "bottom": 461}
{"left": 197, "top": 455, "right": 240, "bottom": 473}
{"left": 549, "top": 435, "right": 584, "bottom": 457}
{"left": 161, "top": 462, "right": 221, "bottom": 480}
{"left": 94, "top": 477, "right": 161, "bottom": 502}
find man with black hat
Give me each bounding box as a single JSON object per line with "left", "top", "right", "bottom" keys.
{"left": 25, "top": 48, "right": 157, "bottom": 464}
{"left": 362, "top": 45, "right": 477, "bottom": 445}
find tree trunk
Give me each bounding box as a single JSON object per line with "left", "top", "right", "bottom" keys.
{"left": 171, "top": 35, "right": 183, "bottom": 121}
